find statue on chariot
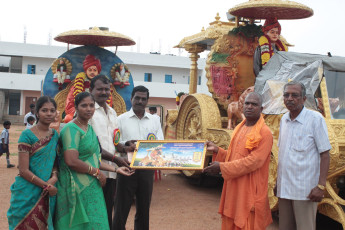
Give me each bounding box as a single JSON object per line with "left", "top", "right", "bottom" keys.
{"left": 170, "top": 0, "right": 345, "bottom": 228}
{"left": 43, "top": 26, "right": 136, "bottom": 123}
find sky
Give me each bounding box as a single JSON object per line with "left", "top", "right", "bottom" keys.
{"left": 1, "top": 0, "right": 344, "bottom": 58}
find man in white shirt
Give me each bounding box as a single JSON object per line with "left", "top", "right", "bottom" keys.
{"left": 277, "top": 81, "right": 331, "bottom": 230}
{"left": 113, "top": 86, "right": 164, "bottom": 230}
{"left": 24, "top": 104, "right": 35, "bottom": 126}
{"left": 89, "top": 75, "right": 130, "bottom": 229}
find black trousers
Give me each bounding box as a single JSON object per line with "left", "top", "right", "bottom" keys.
{"left": 112, "top": 170, "right": 154, "bottom": 230}
{"left": 103, "top": 178, "right": 117, "bottom": 229}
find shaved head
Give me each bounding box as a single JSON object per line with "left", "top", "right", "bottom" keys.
{"left": 243, "top": 92, "right": 263, "bottom": 124}
{"left": 245, "top": 92, "right": 263, "bottom": 107}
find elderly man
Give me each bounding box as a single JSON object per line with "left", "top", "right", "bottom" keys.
{"left": 204, "top": 92, "right": 273, "bottom": 230}
{"left": 113, "top": 85, "right": 164, "bottom": 230}
{"left": 89, "top": 74, "right": 130, "bottom": 229}
{"left": 277, "top": 81, "right": 331, "bottom": 230}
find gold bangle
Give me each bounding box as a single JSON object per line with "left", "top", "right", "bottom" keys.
{"left": 52, "top": 171, "right": 58, "bottom": 175}
{"left": 44, "top": 183, "right": 52, "bottom": 190}
{"left": 31, "top": 175, "right": 36, "bottom": 182}
{"left": 88, "top": 166, "right": 93, "bottom": 174}
{"left": 92, "top": 168, "right": 100, "bottom": 177}
{"left": 317, "top": 184, "right": 325, "bottom": 191}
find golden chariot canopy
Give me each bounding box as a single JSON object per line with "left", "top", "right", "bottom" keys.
{"left": 229, "top": 0, "right": 313, "bottom": 19}
{"left": 175, "top": 13, "right": 236, "bottom": 50}
{"left": 54, "top": 27, "right": 136, "bottom": 47}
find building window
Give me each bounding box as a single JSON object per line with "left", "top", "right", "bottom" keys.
{"left": 0, "top": 56, "right": 10, "bottom": 72}
{"left": 27, "top": 64, "right": 36, "bottom": 74}
{"left": 9, "top": 92, "right": 21, "bottom": 115}
{"left": 165, "top": 74, "right": 172, "bottom": 83}
{"left": 198, "top": 76, "right": 201, "bottom": 85}
{"left": 144, "top": 73, "right": 152, "bottom": 82}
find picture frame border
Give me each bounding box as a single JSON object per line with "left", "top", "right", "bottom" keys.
{"left": 130, "top": 140, "right": 207, "bottom": 170}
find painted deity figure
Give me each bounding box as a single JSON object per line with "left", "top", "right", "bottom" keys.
{"left": 53, "top": 59, "right": 70, "bottom": 89}
{"left": 253, "top": 18, "right": 288, "bottom": 77}
{"left": 57, "top": 59, "right": 68, "bottom": 84}
{"left": 113, "top": 63, "right": 130, "bottom": 88}
{"left": 64, "top": 55, "right": 112, "bottom": 122}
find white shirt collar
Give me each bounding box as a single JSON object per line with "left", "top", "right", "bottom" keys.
{"left": 128, "top": 108, "right": 149, "bottom": 119}
{"left": 285, "top": 106, "right": 306, "bottom": 124}
{"left": 95, "top": 102, "right": 113, "bottom": 112}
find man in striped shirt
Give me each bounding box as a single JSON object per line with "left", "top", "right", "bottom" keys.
{"left": 277, "top": 81, "right": 331, "bottom": 230}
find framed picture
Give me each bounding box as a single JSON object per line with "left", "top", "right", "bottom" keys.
{"left": 130, "top": 140, "right": 207, "bottom": 170}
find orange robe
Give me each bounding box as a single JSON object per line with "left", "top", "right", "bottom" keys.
{"left": 216, "top": 117, "right": 273, "bottom": 230}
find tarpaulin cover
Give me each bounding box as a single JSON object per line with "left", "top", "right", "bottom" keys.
{"left": 255, "top": 51, "right": 345, "bottom": 114}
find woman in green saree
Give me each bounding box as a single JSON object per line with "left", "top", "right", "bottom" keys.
{"left": 55, "top": 92, "right": 133, "bottom": 230}
{"left": 7, "top": 96, "right": 59, "bottom": 230}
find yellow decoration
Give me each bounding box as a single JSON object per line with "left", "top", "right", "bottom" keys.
{"left": 259, "top": 36, "right": 271, "bottom": 66}
{"left": 51, "top": 58, "right": 72, "bottom": 75}
{"left": 193, "top": 152, "right": 202, "bottom": 162}
{"left": 259, "top": 35, "right": 288, "bottom": 67}
{"left": 73, "top": 72, "right": 87, "bottom": 97}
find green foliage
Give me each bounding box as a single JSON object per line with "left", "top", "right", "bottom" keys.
{"left": 229, "top": 24, "right": 263, "bottom": 38}
{"left": 139, "top": 142, "right": 163, "bottom": 149}
{"left": 133, "top": 159, "right": 143, "bottom": 166}
{"left": 177, "top": 92, "right": 185, "bottom": 97}
{"left": 211, "top": 53, "right": 229, "bottom": 63}
{"left": 182, "top": 164, "right": 200, "bottom": 167}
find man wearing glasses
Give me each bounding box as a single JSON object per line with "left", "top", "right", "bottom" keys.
{"left": 276, "top": 81, "right": 331, "bottom": 230}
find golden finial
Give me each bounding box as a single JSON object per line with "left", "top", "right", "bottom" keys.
{"left": 201, "top": 27, "right": 205, "bottom": 32}
{"left": 215, "top": 13, "right": 220, "bottom": 21}
{"left": 288, "top": 78, "right": 293, "bottom": 82}
{"left": 91, "top": 27, "right": 100, "bottom": 31}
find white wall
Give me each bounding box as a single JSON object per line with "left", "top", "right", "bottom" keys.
{"left": 22, "top": 57, "right": 55, "bottom": 75}
{"left": 135, "top": 81, "right": 210, "bottom": 98}
{"left": 0, "top": 41, "right": 210, "bottom": 98}
{"left": 127, "top": 64, "right": 201, "bottom": 84}
{"left": 0, "top": 72, "right": 43, "bottom": 91}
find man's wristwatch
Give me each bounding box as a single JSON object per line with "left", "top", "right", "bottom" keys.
{"left": 317, "top": 184, "right": 325, "bottom": 191}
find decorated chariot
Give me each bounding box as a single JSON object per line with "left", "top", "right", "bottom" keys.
{"left": 43, "top": 27, "right": 136, "bottom": 123}
{"left": 165, "top": 0, "right": 345, "bottom": 227}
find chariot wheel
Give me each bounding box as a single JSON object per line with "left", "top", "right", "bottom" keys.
{"left": 176, "top": 94, "right": 221, "bottom": 177}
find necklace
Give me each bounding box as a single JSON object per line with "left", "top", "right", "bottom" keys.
{"left": 76, "top": 118, "right": 88, "bottom": 132}
{"left": 35, "top": 125, "right": 50, "bottom": 139}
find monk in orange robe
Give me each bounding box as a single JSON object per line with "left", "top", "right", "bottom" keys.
{"left": 204, "top": 92, "right": 273, "bottom": 230}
